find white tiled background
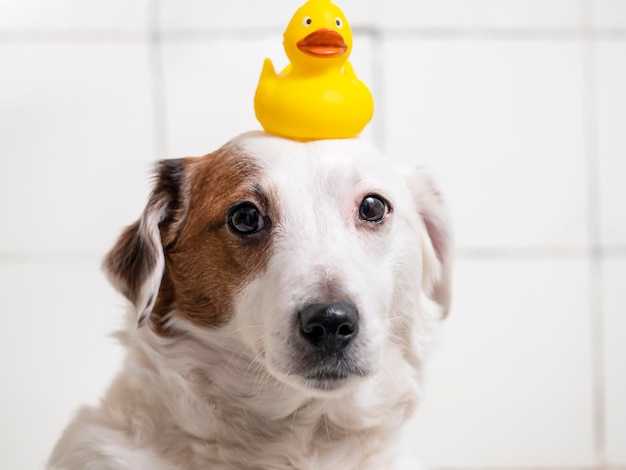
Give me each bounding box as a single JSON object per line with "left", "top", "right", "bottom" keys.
{"left": 0, "top": 0, "right": 624, "bottom": 469}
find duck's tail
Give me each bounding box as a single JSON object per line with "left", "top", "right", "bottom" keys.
{"left": 260, "top": 58, "right": 277, "bottom": 80}
{"left": 342, "top": 60, "right": 357, "bottom": 79}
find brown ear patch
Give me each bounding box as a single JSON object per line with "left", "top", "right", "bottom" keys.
{"left": 104, "top": 219, "right": 159, "bottom": 306}
{"left": 104, "top": 158, "right": 190, "bottom": 313}
{"left": 152, "top": 147, "right": 277, "bottom": 333}
{"left": 152, "top": 158, "right": 192, "bottom": 249}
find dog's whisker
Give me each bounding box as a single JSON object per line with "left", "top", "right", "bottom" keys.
{"left": 238, "top": 343, "right": 262, "bottom": 371}
{"left": 381, "top": 361, "right": 405, "bottom": 392}
{"left": 220, "top": 341, "right": 263, "bottom": 384}
{"left": 223, "top": 324, "right": 263, "bottom": 339}
{"left": 246, "top": 361, "right": 267, "bottom": 387}
{"left": 258, "top": 371, "right": 273, "bottom": 395}
{"left": 251, "top": 357, "right": 274, "bottom": 395}
{"left": 242, "top": 343, "right": 270, "bottom": 387}
{"left": 243, "top": 357, "right": 260, "bottom": 379}
{"left": 323, "top": 408, "right": 332, "bottom": 445}
{"left": 224, "top": 344, "right": 251, "bottom": 369}
{"left": 387, "top": 334, "right": 411, "bottom": 353}
{"left": 290, "top": 407, "right": 299, "bottom": 431}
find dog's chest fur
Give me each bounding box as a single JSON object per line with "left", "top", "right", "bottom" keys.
{"left": 76, "top": 334, "right": 419, "bottom": 470}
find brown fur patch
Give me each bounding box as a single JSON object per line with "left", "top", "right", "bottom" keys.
{"left": 152, "top": 147, "right": 276, "bottom": 332}
{"left": 104, "top": 158, "right": 190, "bottom": 308}
{"left": 104, "top": 219, "right": 158, "bottom": 305}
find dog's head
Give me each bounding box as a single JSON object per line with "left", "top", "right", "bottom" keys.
{"left": 105, "top": 132, "right": 451, "bottom": 395}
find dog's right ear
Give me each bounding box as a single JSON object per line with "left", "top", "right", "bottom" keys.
{"left": 405, "top": 167, "right": 453, "bottom": 318}
{"left": 103, "top": 158, "right": 193, "bottom": 326}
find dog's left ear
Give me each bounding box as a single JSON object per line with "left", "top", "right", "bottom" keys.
{"left": 103, "top": 158, "right": 193, "bottom": 326}
{"left": 406, "top": 168, "right": 453, "bottom": 317}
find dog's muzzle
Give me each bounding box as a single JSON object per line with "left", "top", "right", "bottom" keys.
{"left": 298, "top": 301, "right": 359, "bottom": 355}
{"left": 288, "top": 301, "right": 369, "bottom": 390}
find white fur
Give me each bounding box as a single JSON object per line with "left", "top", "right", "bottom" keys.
{"left": 49, "top": 132, "right": 451, "bottom": 470}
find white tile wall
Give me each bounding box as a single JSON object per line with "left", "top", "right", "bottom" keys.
{"left": 592, "top": 0, "right": 626, "bottom": 30}
{"left": 403, "top": 258, "right": 595, "bottom": 467}
{"left": 1, "top": 1, "right": 625, "bottom": 469}
{"left": 382, "top": 38, "right": 588, "bottom": 250}
{"left": 0, "top": 0, "right": 149, "bottom": 32}
{"left": 596, "top": 39, "right": 626, "bottom": 246}
{"left": 380, "top": 0, "right": 584, "bottom": 30}
{"left": 159, "top": 0, "right": 376, "bottom": 31}
{"left": 0, "top": 261, "right": 124, "bottom": 470}
{"left": 603, "top": 258, "right": 626, "bottom": 464}
{"left": 0, "top": 43, "right": 155, "bottom": 253}
{"left": 162, "top": 37, "right": 278, "bottom": 157}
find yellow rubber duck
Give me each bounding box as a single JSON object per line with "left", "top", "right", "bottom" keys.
{"left": 254, "top": 0, "right": 374, "bottom": 141}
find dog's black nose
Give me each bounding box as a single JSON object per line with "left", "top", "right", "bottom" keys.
{"left": 299, "top": 302, "right": 359, "bottom": 354}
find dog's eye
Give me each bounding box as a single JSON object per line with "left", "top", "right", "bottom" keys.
{"left": 228, "top": 202, "right": 264, "bottom": 235}
{"left": 359, "top": 195, "right": 389, "bottom": 223}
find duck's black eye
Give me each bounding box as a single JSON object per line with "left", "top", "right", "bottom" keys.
{"left": 303, "top": 16, "right": 312, "bottom": 26}
{"left": 335, "top": 17, "right": 343, "bottom": 28}
{"left": 359, "top": 195, "right": 389, "bottom": 223}
{"left": 228, "top": 202, "right": 264, "bottom": 235}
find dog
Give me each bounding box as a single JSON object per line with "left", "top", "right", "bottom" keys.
{"left": 48, "top": 131, "right": 452, "bottom": 469}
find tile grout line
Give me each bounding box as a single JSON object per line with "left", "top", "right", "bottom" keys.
{"left": 370, "top": 26, "right": 626, "bottom": 40}
{"left": 148, "top": 0, "right": 168, "bottom": 160}
{"left": 0, "top": 251, "right": 104, "bottom": 264}
{"left": 370, "top": 28, "right": 386, "bottom": 151}
{"left": 367, "top": 0, "right": 383, "bottom": 150}
{"left": 1, "top": 27, "right": 626, "bottom": 44}
{"left": 149, "top": 26, "right": 626, "bottom": 42}
{"left": 582, "top": 0, "right": 607, "bottom": 467}
{"left": 0, "top": 30, "right": 147, "bottom": 42}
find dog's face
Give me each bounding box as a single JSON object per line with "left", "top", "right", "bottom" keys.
{"left": 105, "top": 132, "right": 451, "bottom": 396}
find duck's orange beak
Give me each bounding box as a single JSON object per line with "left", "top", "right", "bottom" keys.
{"left": 297, "top": 29, "right": 347, "bottom": 58}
